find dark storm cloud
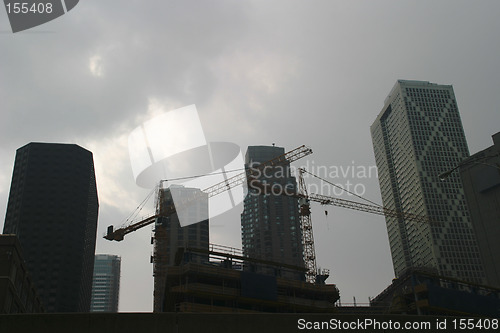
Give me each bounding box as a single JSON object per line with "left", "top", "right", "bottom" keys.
{"left": 0, "top": 1, "right": 252, "bottom": 144}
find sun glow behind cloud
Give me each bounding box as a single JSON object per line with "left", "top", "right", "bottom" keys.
{"left": 89, "top": 55, "right": 103, "bottom": 77}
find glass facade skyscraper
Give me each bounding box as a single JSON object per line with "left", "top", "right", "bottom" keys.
{"left": 371, "top": 80, "right": 485, "bottom": 284}
{"left": 3, "top": 142, "right": 99, "bottom": 312}
{"left": 90, "top": 254, "right": 121, "bottom": 312}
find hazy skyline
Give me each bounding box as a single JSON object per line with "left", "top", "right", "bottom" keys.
{"left": 1, "top": 1, "right": 499, "bottom": 311}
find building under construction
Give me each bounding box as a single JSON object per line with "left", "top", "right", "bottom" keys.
{"left": 160, "top": 244, "right": 339, "bottom": 313}
{"left": 152, "top": 186, "right": 209, "bottom": 312}
{"left": 153, "top": 146, "right": 339, "bottom": 313}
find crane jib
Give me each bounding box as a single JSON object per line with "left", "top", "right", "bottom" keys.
{"left": 104, "top": 145, "right": 313, "bottom": 241}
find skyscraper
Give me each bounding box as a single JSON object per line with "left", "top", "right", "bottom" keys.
{"left": 241, "top": 146, "right": 304, "bottom": 280}
{"left": 370, "top": 80, "right": 485, "bottom": 284}
{"left": 90, "top": 254, "right": 121, "bottom": 312}
{"left": 3, "top": 142, "right": 99, "bottom": 312}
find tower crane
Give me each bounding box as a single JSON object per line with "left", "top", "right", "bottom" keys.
{"left": 105, "top": 143, "right": 434, "bottom": 292}
{"left": 104, "top": 145, "right": 313, "bottom": 311}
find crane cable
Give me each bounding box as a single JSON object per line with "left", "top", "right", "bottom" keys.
{"left": 119, "top": 167, "right": 246, "bottom": 228}
{"left": 300, "top": 168, "right": 383, "bottom": 207}
{"left": 160, "top": 167, "right": 246, "bottom": 183}
{"left": 120, "top": 184, "right": 158, "bottom": 228}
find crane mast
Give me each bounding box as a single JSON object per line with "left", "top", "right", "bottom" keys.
{"left": 298, "top": 168, "right": 319, "bottom": 283}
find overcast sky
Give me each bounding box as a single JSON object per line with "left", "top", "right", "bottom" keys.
{"left": 1, "top": 1, "right": 499, "bottom": 312}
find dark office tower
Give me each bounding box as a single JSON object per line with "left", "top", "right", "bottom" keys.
{"left": 241, "top": 146, "right": 304, "bottom": 280}
{"left": 90, "top": 254, "right": 121, "bottom": 312}
{"left": 153, "top": 185, "right": 209, "bottom": 312}
{"left": 3, "top": 143, "right": 99, "bottom": 312}
{"left": 370, "top": 80, "right": 485, "bottom": 284}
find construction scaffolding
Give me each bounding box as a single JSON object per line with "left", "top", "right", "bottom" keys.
{"left": 162, "top": 244, "right": 340, "bottom": 313}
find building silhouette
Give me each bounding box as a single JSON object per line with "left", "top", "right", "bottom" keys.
{"left": 241, "top": 146, "right": 304, "bottom": 280}
{"left": 3, "top": 142, "right": 99, "bottom": 312}
{"left": 370, "top": 80, "right": 485, "bottom": 284}
{"left": 0, "top": 235, "right": 45, "bottom": 314}
{"left": 90, "top": 254, "right": 121, "bottom": 312}
{"left": 371, "top": 268, "right": 500, "bottom": 316}
{"left": 153, "top": 185, "right": 209, "bottom": 312}
{"left": 459, "top": 131, "right": 500, "bottom": 288}
{"left": 161, "top": 245, "right": 339, "bottom": 313}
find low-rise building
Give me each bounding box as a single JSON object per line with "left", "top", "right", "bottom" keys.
{"left": 0, "top": 235, "right": 44, "bottom": 314}
{"left": 371, "top": 268, "right": 500, "bottom": 317}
